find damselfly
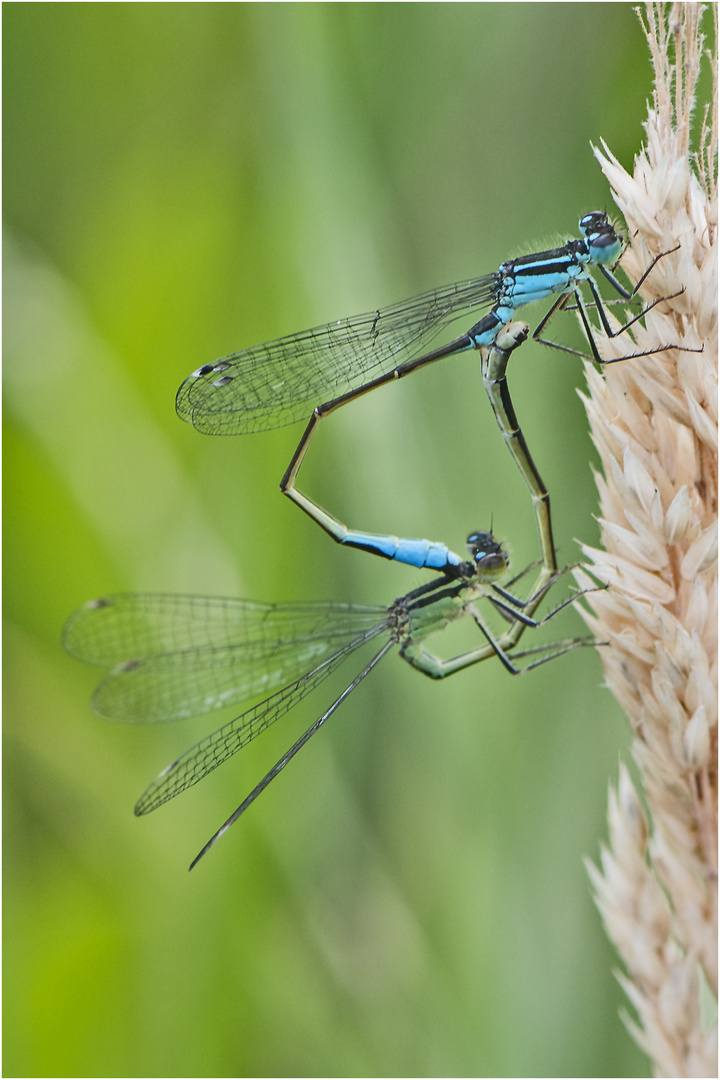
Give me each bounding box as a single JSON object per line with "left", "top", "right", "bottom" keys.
{"left": 176, "top": 213, "right": 678, "bottom": 577}
{"left": 63, "top": 531, "right": 595, "bottom": 869}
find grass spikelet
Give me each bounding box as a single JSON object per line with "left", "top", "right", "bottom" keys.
{"left": 577, "top": 5, "right": 717, "bottom": 1075}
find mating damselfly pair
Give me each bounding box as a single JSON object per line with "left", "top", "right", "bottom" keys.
{"left": 65, "top": 212, "right": 683, "bottom": 867}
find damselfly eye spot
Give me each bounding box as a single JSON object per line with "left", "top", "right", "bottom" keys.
{"left": 579, "top": 211, "right": 607, "bottom": 231}
{"left": 466, "top": 529, "right": 492, "bottom": 546}
{"left": 213, "top": 375, "right": 233, "bottom": 388}
{"left": 465, "top": 530, "right": 502, "bottom": 557}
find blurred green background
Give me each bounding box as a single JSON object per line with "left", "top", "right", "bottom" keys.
{"left": 4, "top": 4, "right": 680, "bottom": 1076}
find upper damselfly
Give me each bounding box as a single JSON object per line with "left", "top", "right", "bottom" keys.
{"left": 176, "top": 213, "right": 678, "bottom": 578}
{"left": 177, "top": 212, "right": 668, "bottom": 435}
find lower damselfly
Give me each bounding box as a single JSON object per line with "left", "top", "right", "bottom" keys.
{"left": 63, "top": 531, "right": 597, "bottom": 869}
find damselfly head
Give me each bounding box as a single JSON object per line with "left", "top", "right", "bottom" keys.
{"left": 465, "top": 530, "right": 508, "bottom": 579}
{"left": 579, "top": 211, "right": 624, "bottom": 262}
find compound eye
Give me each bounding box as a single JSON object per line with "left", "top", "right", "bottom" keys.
{"left": 579, "top": 211, "right": 607, "bottom": 233}
{"left": 466, "top": 530, "right": 501, "bottom": 557}
{"left": 465, "top": 531, "right": 507, "bottom": 570}
{"left": 466, "top": 529, "right": 494, "bottom": 552}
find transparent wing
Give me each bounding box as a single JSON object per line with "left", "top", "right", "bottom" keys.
{"left": 176, "top": 274, "right": 496, "bottom": 434}
{"left": 63, "top": 593, "right": 387, "bottom": 724}
{"left": 188, "top": 638, "right": 395, "bottom": 868}
{"left": 134, "top": 621, "right": 390, "bottom": 814}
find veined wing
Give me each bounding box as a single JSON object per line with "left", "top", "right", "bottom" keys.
{"left": 63, "top": 593, "right": 387, "bottom": 724}
{"left": 134, "top": 621, "right": 390, "bottom": 814}
{"left": 176, "top": 274, "right": 496, "bottom": 435}
{"left": 189, "top": 637, "right": 395, "bottom": 868}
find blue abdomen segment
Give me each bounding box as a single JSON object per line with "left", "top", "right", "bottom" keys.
{"left": 340, "top": 532, "right": 463, "bottom": 570}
